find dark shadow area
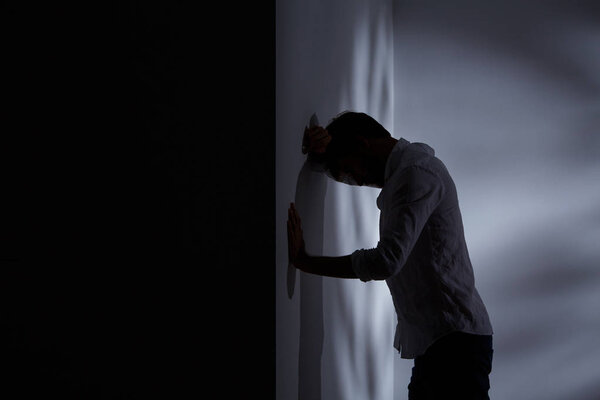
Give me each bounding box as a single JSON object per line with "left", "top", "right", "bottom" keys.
{"left": 3, "top": 2, "right": 274, "bottom": 398}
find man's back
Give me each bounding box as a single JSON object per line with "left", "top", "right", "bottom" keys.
{"left": 379, "top": 139, "right": 493, "bottom": 358}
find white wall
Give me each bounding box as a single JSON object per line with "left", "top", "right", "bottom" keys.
{"left": 276, "top": 1, "right": 398, "bottom": 399}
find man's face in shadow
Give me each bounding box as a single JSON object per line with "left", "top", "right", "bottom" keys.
{"left": 329, "top": 152, "right": 384, "bottom": 188}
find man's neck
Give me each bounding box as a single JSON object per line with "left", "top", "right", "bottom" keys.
{"left": 366, "top": 137, "right": 398, "bottom": 188}
{"left": 375, "top": 137, "right": 399, "bottom": 165}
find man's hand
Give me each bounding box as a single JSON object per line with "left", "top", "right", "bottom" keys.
{"left": 286, "top": 202, "right": 357, "bottom": 279}
{"left": 287, "top": 202, "right": 307, "bottom": 267}
{"left": 302, "top": 125, "right": 332, "bottom": 155}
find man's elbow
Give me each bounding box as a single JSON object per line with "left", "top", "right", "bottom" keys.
{"left": 356, "top": 245, "right": 405, "bottom": 281}
{"left": 370, "top": 246, "right": 405, "bottom": 280}
{"left": 370, "top": 255, "right": 404, "bottom": 280}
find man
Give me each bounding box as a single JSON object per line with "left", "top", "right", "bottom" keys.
{"left": 287, "top": 111, "right": 494, "bottom": 399}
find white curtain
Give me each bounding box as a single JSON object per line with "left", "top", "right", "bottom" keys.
{"left": 276, "top": 0, "right": 398, "bottom": 399}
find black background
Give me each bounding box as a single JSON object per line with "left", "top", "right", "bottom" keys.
{"left": 3, "top": 1, "right": 274, "bottom": 398}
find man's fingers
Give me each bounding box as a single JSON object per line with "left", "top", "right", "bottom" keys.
{"left": 287, "top": 220, "right": 292, "bottom": 260}
{"left": 312, "top": 129, "right": 327, "bottom": 138}
{"left": 308, "top": 127, "right": 328, "bottom": 139}
{"left": 289, "top": 203, "right": 302, "bottom": 238}
{"left": 287, "top": 216, "right": 293, "bottom": 244}
{"left": 288, "top": 204, "right": 297, "bottom": 232}
{"left": 291, "top": 203, "right": 301, "bottom": 228}
{"left": 307, "top": 126, "right": 324, "bottom": 138}
{"left": 287, "top": 203, "right": 305, "bottom": 264}
{"left": 303, "top": 126, "right": 331, "bottom": 154}
{"left": 313, "top": 136, "right": 330, "bottom": 147}
{"left": 287, "top": 218, "right": 295, "bottom": 244}
{"left": 306, "top": 127, "right": 331, "bottom": 154}
{"left": 311, "top": 136, "right": 329, "bottom": 147}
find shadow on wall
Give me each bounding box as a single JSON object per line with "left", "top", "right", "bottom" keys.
{"left": 288, "top": 115, "right": 329, "bottom": 400}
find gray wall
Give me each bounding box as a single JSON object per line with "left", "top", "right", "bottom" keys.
{"left": 393, "top": 1, "right": 600, "bottom": 399}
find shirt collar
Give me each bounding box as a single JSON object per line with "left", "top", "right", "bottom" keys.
{"left": 384, "top": 138, "right": 411, "bottom": 184}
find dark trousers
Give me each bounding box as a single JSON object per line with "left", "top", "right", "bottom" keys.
{"left": 408, "top": 332, "right": 493, "bottom": 400}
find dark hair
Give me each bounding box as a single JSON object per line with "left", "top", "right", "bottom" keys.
{"left": 322, "top": 111, "right": 390, "bottom": 177}
{"left": 326, "top": 111, "right": 390, "bottom": 140}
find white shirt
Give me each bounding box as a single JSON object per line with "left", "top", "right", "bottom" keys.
{"left": 351, "top": 138, "right": 493, "bottom": 359}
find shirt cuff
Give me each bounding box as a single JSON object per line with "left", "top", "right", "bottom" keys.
{"left": 351, "top": 249, "right": 373, "bottom": 282}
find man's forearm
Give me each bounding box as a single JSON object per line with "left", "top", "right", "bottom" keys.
{"left": 295, "top": 254, "right": 358, "bottom": 279}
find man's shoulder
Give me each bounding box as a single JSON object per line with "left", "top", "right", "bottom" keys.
{"left": 398, "top": 150, "right": 446, "bottom": 178}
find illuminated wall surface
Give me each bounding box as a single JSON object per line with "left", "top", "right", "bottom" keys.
{"left": 276, "top": 1, "right": 600, "bottom": 399}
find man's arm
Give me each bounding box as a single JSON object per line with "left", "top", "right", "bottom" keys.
{"left": 294, "top": 254, "right": 357, "bottom": 279}
{"left": 352, "top": 166, "right": 445, "bottom": 281}
{"left": 287, "top": 203, "right": 358, "bottom": 279}
{"left": 288, "top": 124, "right": 354, "bottom": 278}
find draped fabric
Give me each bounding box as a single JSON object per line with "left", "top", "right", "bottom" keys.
{"left": 276, "top": 1, "right": 396, "bottom": 399}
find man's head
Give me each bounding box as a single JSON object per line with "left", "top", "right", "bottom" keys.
{"left": 320, "top": 111, "right": 395, "bottom": 188}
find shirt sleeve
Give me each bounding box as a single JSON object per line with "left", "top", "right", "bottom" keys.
{"left": 351, "top": 166, "right": 445, "bottom": 282}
